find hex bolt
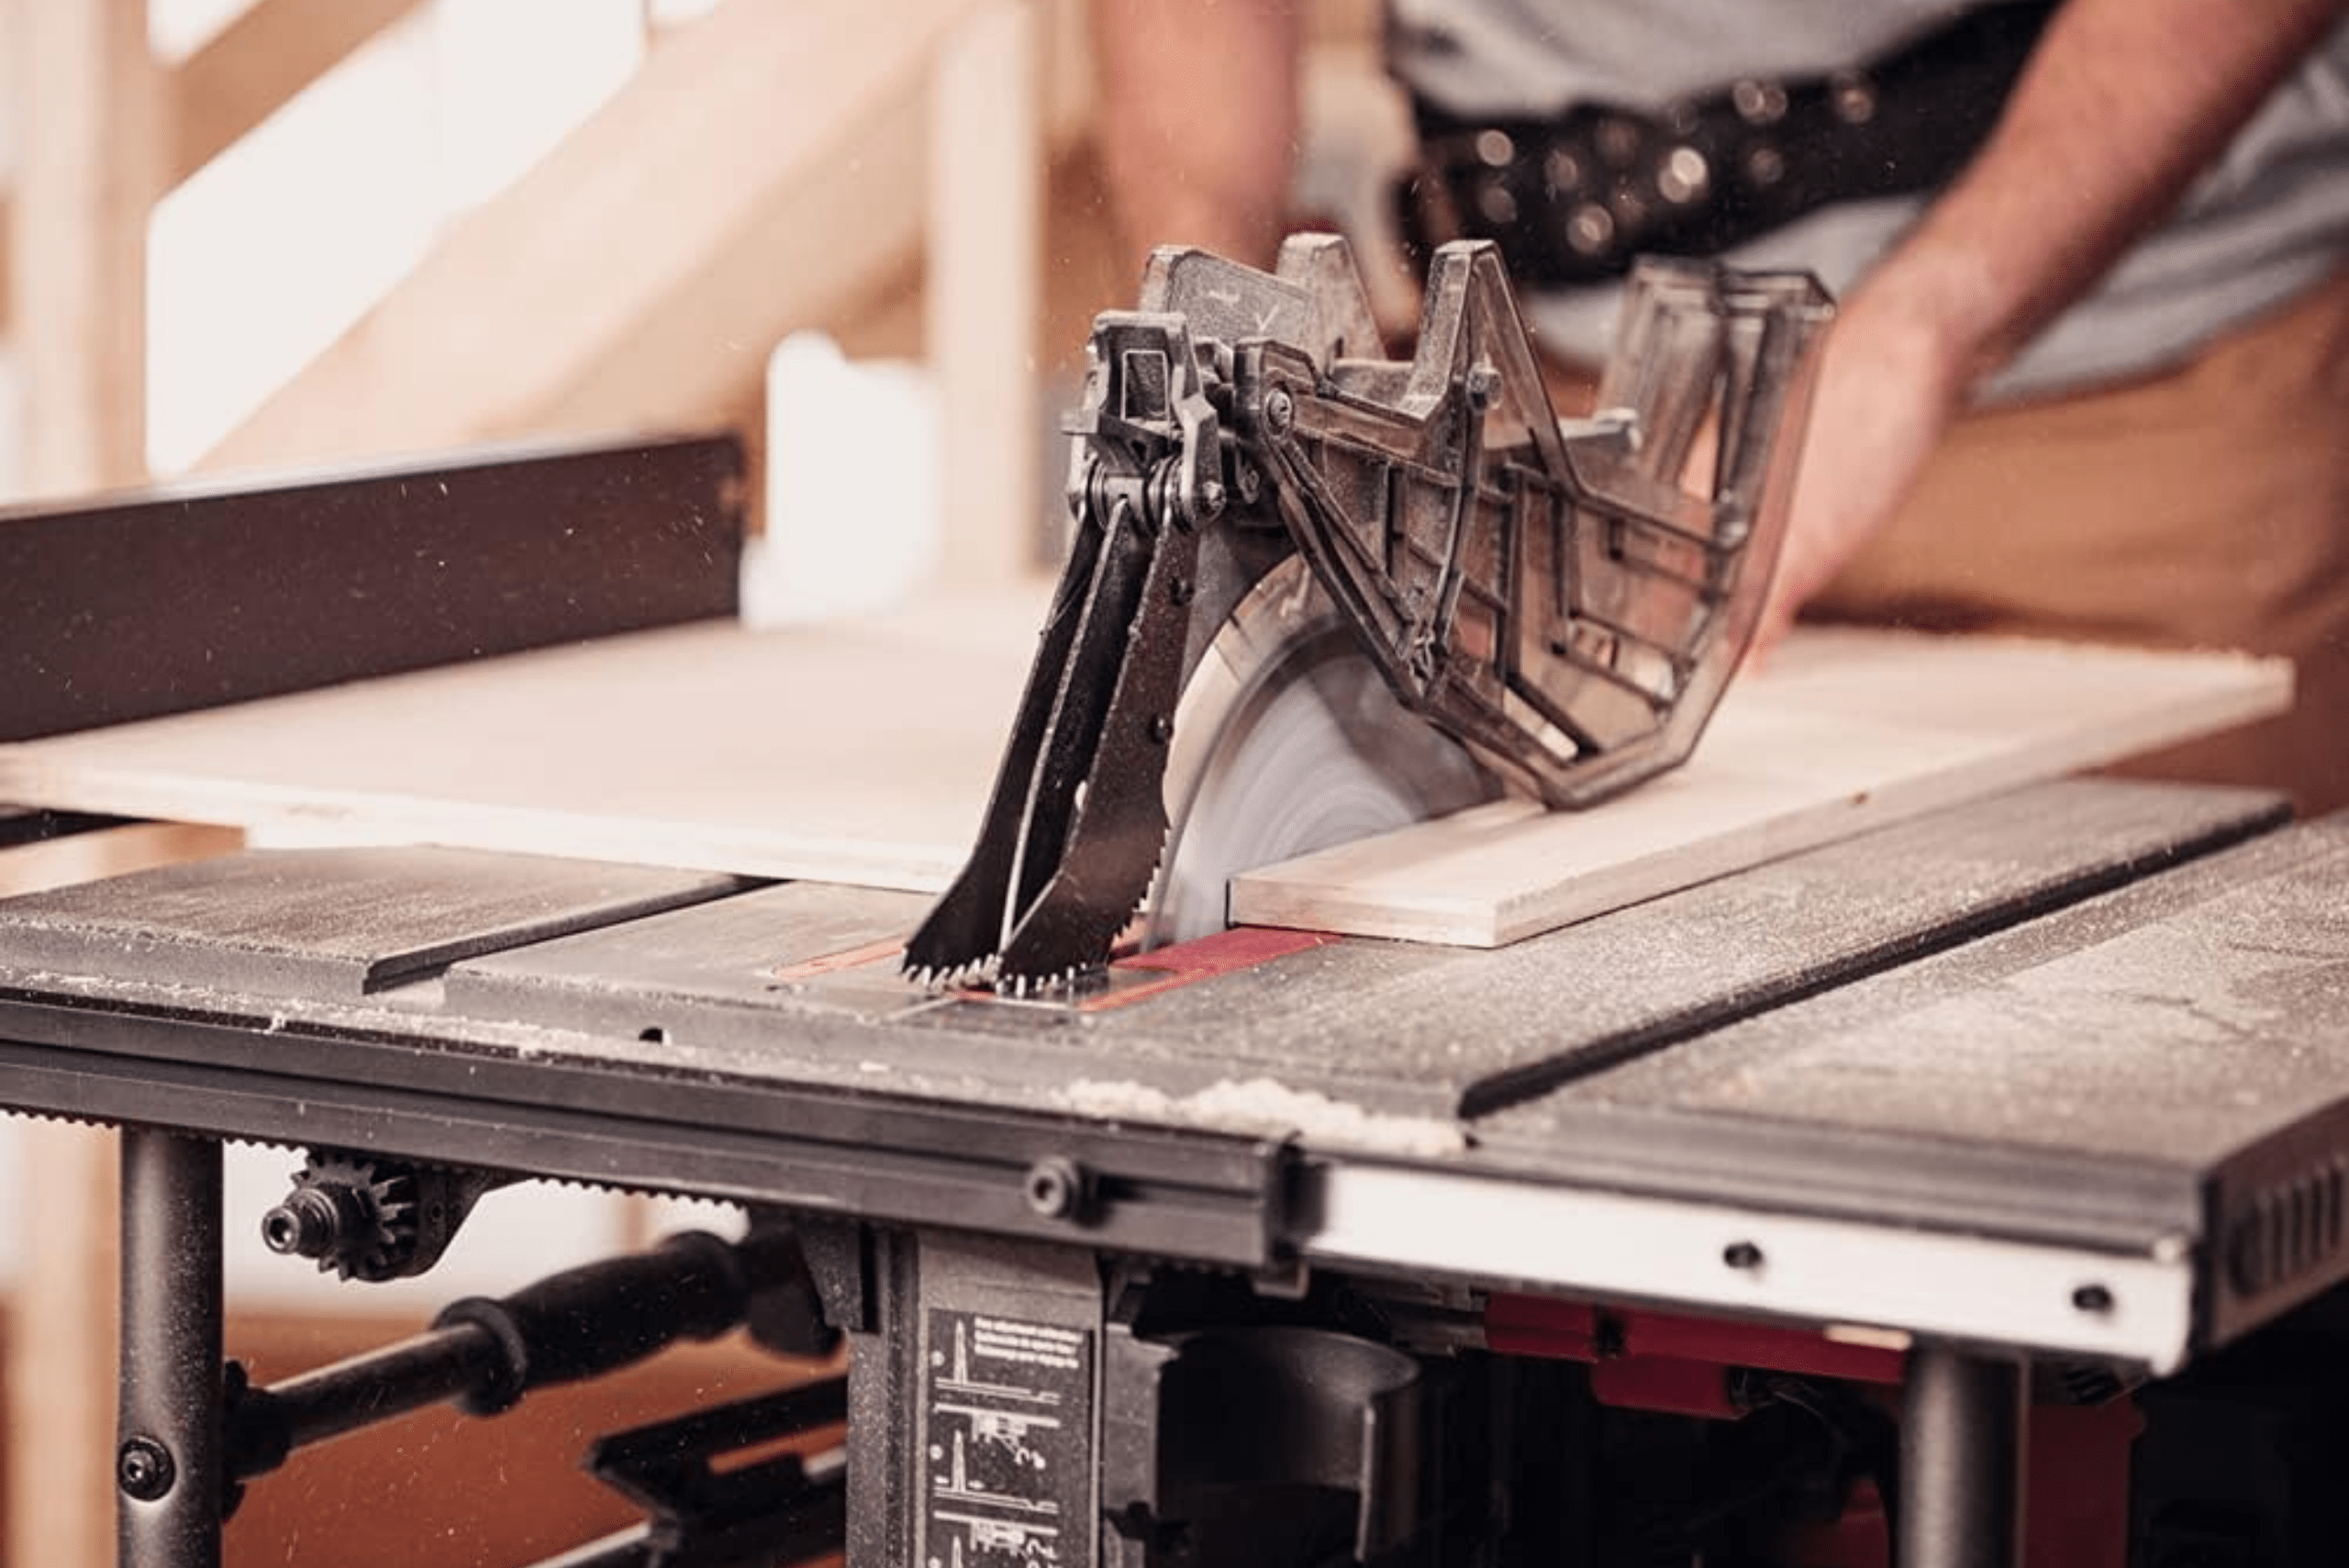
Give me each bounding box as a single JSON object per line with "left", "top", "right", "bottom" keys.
{"left": 1721, "top": 1240, "right": 1765, "bottom": 1271}
{"left": 1024, "top": 1157, "right": 1090, "bottom": 1220}
{"left": 1263, "top": 389, "right": 1295, "bottom": 432}
{"left": 1149, "top": 715, "right": 1174, "bottom": 744}
{"left": 117, "top": 1436, "right": 175, "bottom": 1503}
{"left": 1170, "top": 575, "right": 1196, "bottom": 607}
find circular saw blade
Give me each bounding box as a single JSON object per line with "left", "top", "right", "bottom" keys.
{"left": 1143, "top": 556, "right": 1503, "bottom": 948}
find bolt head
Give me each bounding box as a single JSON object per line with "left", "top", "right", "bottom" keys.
{"left": 117, "top": 1436, "right": 175, "bottom": 1502}
{"left": 2072, "top": 1283, "right": 2116, "bottom": 1314}
{"left": 1024, "top": 1157, "right": 1089, "bottom": 1220}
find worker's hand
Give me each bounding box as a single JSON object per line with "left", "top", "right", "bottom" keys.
{"left": 1749, "top": 278, "right": 1971, "bottom": 662}
{"left": 1746, "top": 0, "right": 2348, "bottom": 664}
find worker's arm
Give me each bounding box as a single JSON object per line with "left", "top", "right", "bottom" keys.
{"left": 1753, "top": 0, "right": 2347, "bottom": 652}
{"left": 1090, "top": 0, "right": 1303, "bottom": 268}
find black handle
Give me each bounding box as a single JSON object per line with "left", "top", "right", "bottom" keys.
{"left": 435, "top": 1230, "right": 753, "bottom": 1414}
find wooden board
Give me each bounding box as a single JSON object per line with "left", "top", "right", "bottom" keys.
{"left": 0, "top": 590, "right": 2288, "bottom": 948}
{"left": 0, "top": 585, "right": 1054, "bottom": 892}
{"left": 1233, "top": 629, "right": 2290, "bottom": 945}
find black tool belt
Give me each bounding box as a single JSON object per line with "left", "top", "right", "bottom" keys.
{"left": 1397, "top": 0, "right": 2056, "bottom": 285}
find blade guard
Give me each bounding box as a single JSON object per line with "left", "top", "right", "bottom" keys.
{"left": 907, "top": 236, "right": 1831, "bottom": 992}
{"left": 1247, "top": 244, "right": 1832, "bottom": 806}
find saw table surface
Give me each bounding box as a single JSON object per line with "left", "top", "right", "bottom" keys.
{"left": 5, "top": 778, "right": 2347, "bottom": 1375}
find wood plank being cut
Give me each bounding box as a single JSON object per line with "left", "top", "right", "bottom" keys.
{"left": 0, "top": 596, "right": 2288, "bottom": 946}
{"left": 1232, "top": 628, "right": 2290, "bottom": 945}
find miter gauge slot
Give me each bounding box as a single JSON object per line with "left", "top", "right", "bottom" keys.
{"left": 907, "top": 233, "right": 1831, "bottom": 994}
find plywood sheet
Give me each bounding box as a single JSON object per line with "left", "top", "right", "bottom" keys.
{"left": 0, "top": 585, "right": 1054, "bottom": 892}
{"left": 1232, "top": 629, "right": 2289, "bottom": 945}
{"left": 0, "top": 592, "right": 2288, "bottom": 948}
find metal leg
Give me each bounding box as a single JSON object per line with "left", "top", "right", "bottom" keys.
{"left": 118, "top": 1129, "right": 224, "bottom": 1568}
{"left": 1899, "top": 1343, "right": 2027, "bottom": 1568}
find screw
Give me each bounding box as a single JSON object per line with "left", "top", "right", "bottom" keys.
{"left": 1743, "top": 144, "right": 1787, "bottom": 188}
{"left": 1149, "top": 715, "right": 1174, "bottom": 744}
{"left": 2072, "top": 1284, "right": 2115, "bottom": 1315}
{"left": 1024, "top": 1157, "right": 1089, "bottom": 1220}
{"left": 1722, "top": 1240, "right": 1765, "bottom": 1272}
{"left": 1197, "top": 479, "right": 1226, "bottom": 518}
{"left": 1263, "top": 389, "right": 1294, "bottom": 432}
{"left": 1170, "top": 575, "right": 1195, "bottom": 607}
{"left": 118, "top": 1437, "right": 174, "bottom": 1502}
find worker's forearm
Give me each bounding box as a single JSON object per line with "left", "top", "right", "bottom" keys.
{"left": 1090, "top": 0, "right": 1302, "bottom": 267}
{"left": 1865, "top": 0, "right": 2343, "bottom": 394}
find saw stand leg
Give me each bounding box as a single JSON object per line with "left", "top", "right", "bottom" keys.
{"left": 117, "top": 1129, "right": 226, "bottom": 1568}
{"left": 1900, "top": 1343, "right": 2028, "bottom": 1568}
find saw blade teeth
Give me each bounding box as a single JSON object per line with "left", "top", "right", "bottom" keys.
{"left": 998, "top": 962, "right": 1087, "bottom": 1000}
{"left": 905, "top": 953, "right": 1010, "bottom": 993}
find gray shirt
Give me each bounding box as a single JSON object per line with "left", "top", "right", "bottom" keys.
{"left": 1388, "top": 0, "right": 2349, "bottom": 398}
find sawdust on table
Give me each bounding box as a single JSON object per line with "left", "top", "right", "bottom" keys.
{"left": 1057, "top": 1075, "right": 1468, "bottom": 1158}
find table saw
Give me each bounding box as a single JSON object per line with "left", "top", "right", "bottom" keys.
{"left": 4, "top": 239, "right": 2346, "bottom": 1568}
{"left": 8, "top": 777, "right": 2349, "bottom": 1568}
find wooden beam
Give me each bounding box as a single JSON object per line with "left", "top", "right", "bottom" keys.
{"left": 7, "top": 0, "right": 160, "bottom": 496}
{"left": 929, "top": 0, "right": 1046, "bottom": 585}
{"left": 200, "top": 0, "right": 992, "bottom": 473}
{"left": 4, "top": 5, "right": 160, "bottom": 1558}
{"left": 526, "top": 80, "right": 931, "bottom": 439}
{"left": 0, "top": 193, "right": 13, "bottom": 341}
{"left": 6, "top": 1127, "right": 117, "bottom": 1568}
{"left": 0, "top": 0, "right": 12, "bottom": 344}
{"left": 525, "top": 5, "right": 1095, "bottom": 459}
{"left": 1, "top": 826, "right": 234, "bottom": 1568}
{"left": 164, "top": 0, "right": 425, "bottom": 190}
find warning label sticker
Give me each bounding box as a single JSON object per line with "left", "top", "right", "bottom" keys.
{"left": 921, "top": 1308, "right": 1094, "bottom": 1567}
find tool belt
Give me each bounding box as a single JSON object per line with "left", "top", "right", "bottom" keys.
{"left": 1397, "top": 0, "right": 2056, "bottom": 285}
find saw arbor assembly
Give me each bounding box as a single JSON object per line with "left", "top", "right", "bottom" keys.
{"left": 1, "top": 241, "right": 2346, "bottom": 1568}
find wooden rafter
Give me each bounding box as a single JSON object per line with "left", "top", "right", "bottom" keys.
{"left": 200, "top": 0, "right": 1002, "bottom": 473}
{"left": 930, "top": 0, "right": 1046, "bottom": 584}
{"left": 0, "top": 194, "right": 13, "bottom": 340}
{"left": 165, "top": 0, "right": 427, "bottom": 190}
{"left": 9, "top": 0, "right": 159, "bottom": 496}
